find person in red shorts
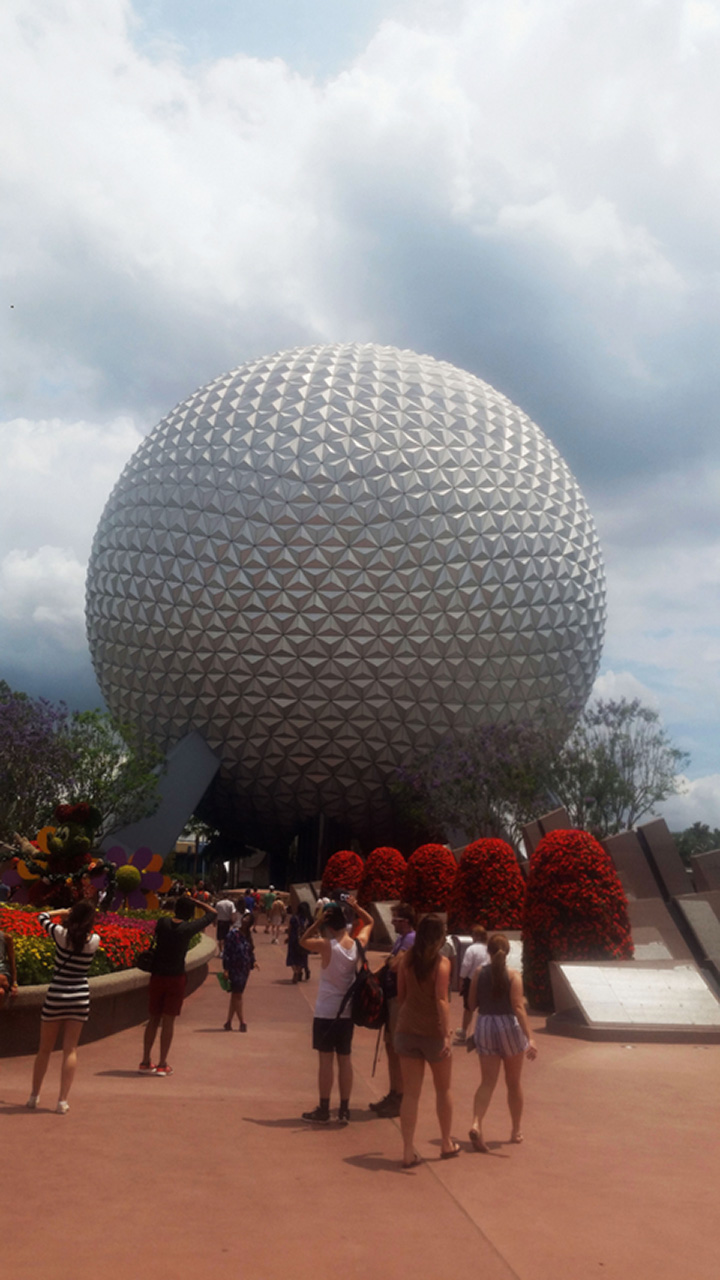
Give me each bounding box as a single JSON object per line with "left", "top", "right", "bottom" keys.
{"left": 139, "top": 894, "right": 216, "bottom": 1076}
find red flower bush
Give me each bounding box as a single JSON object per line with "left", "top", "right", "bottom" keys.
{"left": 0, "top": 906, "right": 157, "bottom": 984}
{"left": 448, "top": 838, "right": 525, "bottom": 932}
{"left": 321, "top": 849, "right": 364, "bottom": 897}
{"left": 522, "top": 829, "right": 634, "bottom": 1011}
{"left": 358, "top": 847, "right": 406, "bottom": 906}
{"left": 403, "top": 843, "right": 457, "bottom": 914}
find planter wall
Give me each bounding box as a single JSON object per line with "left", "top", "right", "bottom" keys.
{"left": 0, "top": 934, "right": 214, "bottom": 1058}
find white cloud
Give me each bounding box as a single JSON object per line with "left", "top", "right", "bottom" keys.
{"left": 657, "top": 773, "right": 720, "bottom": 830}
{"left": 0, "top": 417, "right": 143, "bottom": 556}
{"left": 591, "top": 670, "right": 661, "bottom": 709}
{"left": 1, "top": 0, "right": 720, "bottom": 758}
{"left": 0, "top": 545, "right": 86, "bottom": 646}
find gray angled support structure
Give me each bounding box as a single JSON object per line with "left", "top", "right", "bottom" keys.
{"left": 100, "top": 731, "right": 220, "bottom": 861}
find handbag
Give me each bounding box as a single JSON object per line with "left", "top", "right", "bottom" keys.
{"left": 135, "top": 940, "right": 156, "bottom": 972}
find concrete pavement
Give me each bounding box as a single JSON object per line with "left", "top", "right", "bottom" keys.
{"left": 2, "top": 928, "right": 719, "bottom": 1280}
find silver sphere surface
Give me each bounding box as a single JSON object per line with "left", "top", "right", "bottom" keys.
{"left": 86, "top": 343, "right": 606, "bottom": 837}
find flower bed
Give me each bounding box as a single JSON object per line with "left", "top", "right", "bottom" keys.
{"left": 448, "top": 838, "right": 525, "bottom": 932}
{"left": 522, "top": 828, "right": 634, "bottom": 1011}
{"left": 358, "top": 846, "right": 406, "bottom": 906}
{"left": 403, "top": 843, "right": 457, "bottom": 914}
{"left": 321, "top": 849, "right": 364, "bottom": 897}
{"left": 0, "top": 905, "right": 198, "bottom": 986}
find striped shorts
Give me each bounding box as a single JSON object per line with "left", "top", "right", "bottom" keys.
{"left": 474, "top": 1014, "right": 528, "bottom": 1058}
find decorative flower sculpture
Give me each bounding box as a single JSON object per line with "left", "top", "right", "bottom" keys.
{"left": 358, "top": 846, "right": 406, "bottom": 906}
{"left": 448, "top": 838, "right": 526, "bottom": 933}
{"left": 522, "top": 828, "right": 634, "bottom": 1011}
{"left": 0, "top": 804, "right": 112, "bottom": 907}
{"left": 320, "top": 849, "right": 364, "bottom": 897}
{"left": 403, "top": 843, "right": 457, "bottom": 915}
{"left": 104, "top": 845, "right": 171, "bottom": 911}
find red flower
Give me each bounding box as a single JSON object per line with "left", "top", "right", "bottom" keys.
{"left": 448, "top": 838, "right": 525, "bottom": 932}
{"left": 358, "top": 847, "right": 406, "bottom": 906}
{"left": 321, "top": 849, "right": 364, "bottom": 896}
{"left": 522, "top": 829, "right": 633, "bottom": 1011}
{"left": 403, "top": 843, "right": 457, "bottom": 914}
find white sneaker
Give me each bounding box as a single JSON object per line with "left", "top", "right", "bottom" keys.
{"left": 26, "top": 1095, "right": 39, "bottom": 1110}
{"left": 56, "top": 1100, "right": 69, "bottom": 1114}
{"left": 453, "top": 1029, "right": 467, "bottom": 1044}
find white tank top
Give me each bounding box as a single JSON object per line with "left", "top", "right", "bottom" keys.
{"left": 314, "top": 937, "right": 358, "bottom": 1019}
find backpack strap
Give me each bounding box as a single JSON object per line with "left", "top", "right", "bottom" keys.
{"left": 335, "top": 938, "right": 366, "bottom": 1020}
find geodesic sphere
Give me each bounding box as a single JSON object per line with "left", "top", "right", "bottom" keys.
{"left": 86, "top": 343, "right": 606, "bottom": 837}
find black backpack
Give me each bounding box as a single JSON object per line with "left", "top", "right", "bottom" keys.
{"left": 338, "top": 940, "right": 387, "bottom": 1030}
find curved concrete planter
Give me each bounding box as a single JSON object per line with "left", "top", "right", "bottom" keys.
{"left": 0, "top": 934, "right": 214, "bottom": 1058}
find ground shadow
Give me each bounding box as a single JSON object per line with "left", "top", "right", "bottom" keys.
{"left": 343, "top": 1152, "right": 420, "bottom": 1174}
{"left": 95, "top": 1069, "right": 159, "bottom": 1079}
{"left": 193, "top": 1026, "right": 241, "bottom": 1033}
{"left": 243, "top": 1116, "right": 349, "bottom": 1131}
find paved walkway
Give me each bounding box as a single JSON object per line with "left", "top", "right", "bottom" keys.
{"left": 2, "top": 930, "right": 720, "bottom": 1280}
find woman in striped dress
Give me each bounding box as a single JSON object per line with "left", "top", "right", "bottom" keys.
{"left": 468, "top": 933, "right": 537, "bottom": 1151}
{"left": 27, "top": 900, "right": 100, "bottom": 1114}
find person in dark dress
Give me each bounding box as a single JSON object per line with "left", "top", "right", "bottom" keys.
{"left": 222, "top": 913, "right": 258, "bottom": 1030}
{"left": 286, "top": 902, "right": 312, "bottom": 981}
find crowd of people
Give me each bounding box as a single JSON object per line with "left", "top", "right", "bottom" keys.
{"left": 9, "top": 879, "right": 537, "bottom": 1163}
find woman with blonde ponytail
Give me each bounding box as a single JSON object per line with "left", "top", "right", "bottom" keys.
{"left": 467, "top": 933, "right": 536, "bottom": 1151}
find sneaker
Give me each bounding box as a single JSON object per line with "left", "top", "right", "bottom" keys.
{"left": 453, "top": 1029, "right": 467, "bottom": 1045}
{"left": 56, "top": 1100, "right": 69, "bottom": 1114}
{"left": 375, "top": 1094, "right": 402, "bottom": 1118}
{"left": 301, "top": 1106, "right": 330, "bottom": 1124}
{"left": 26, "top": 1095, "right": 39, "bottom": 1110}
{"left": 239, "top": 1022, "right": 248, "bottom": 1032}
{"left": 155, "top": 1064, "right": 174, "bottom": 1077}
{"left": 338, "top": 1105, "right": 351, "bottom": 1124}
{"left": 138, "top": 1062, "right": 157, "bottom": 1074}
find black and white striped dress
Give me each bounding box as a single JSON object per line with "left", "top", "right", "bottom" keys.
{"left": 39, "top": 913, "right": 101, "bottom": 1022}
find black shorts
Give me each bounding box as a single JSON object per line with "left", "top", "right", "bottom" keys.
{"left": 312, "top": 1017, "right": 354, "bottom": 1055}
{"left": 461, "top": 976, "right": 471, "bottom": 1011}
{"left": 217, "top": 920, "right": 232, "bottom": 942}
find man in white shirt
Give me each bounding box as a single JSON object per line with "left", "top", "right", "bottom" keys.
{"left": 214, "top": 895, "right": 238, "bottom": 956}
{"left": 454, "top": 924, "right": 489, "bottom": 1044}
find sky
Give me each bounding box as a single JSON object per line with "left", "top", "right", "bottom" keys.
{"left": 1, "top": 0, "right": 720, "bottom": 830}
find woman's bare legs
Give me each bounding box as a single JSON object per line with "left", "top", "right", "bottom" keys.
{"left": 399, "top": 1055, "right": 425, "bottom": 1165}
{"left": 226, "top": 991, "right": 244, "bottom": 1027}
{"left": 428, "top": 1052, "right": 455, "bottom": 1154}
{"left": 31, "top": 1020, "right": 60, "bottom": 1097}
{"left": 470, "top": 1054, "right": 502, "bottom": 1151}
{"left": 59, "top": 1020, "right": 83, "bottom": 1103}
{"left": 503, "top": 1052, "right": 525, "bottom": 1141}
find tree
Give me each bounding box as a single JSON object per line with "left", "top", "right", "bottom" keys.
{"left": 672, "top": 822, "right": 720, "bottom": 867}
{"left": 0, "top": 683, "right": 73, "bottom": 839}
{"left": 548, "top": 698, "right": 689, "bottom": 837}
{"left": 393, "top": 721, "right": 557, "bottom": 847}
{"left": 0, "top": 684, "right": 163, "bottom": 842}
{"left": 64, "top": 709, "right": 164, "bottom": 838}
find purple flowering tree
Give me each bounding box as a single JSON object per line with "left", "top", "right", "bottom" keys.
{"left": 393, "top": 721, "right": 556, "bottom": 848}
{"left": 0, "top": 682, "right": 73, "bottom": 841}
